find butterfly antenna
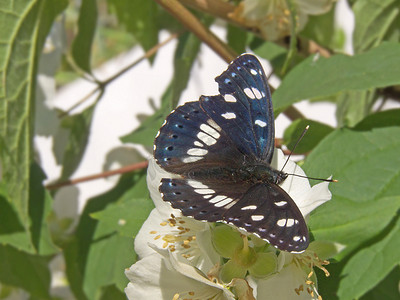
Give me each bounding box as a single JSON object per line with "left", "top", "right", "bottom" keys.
{"left": 286, "top": 173, "right": 338, "bottom": 183}
{"left": 281, "top": 125, "right": 338, "bottom": 183}
{"left": 280, "top": 125, "right": 310, "bottom": 172}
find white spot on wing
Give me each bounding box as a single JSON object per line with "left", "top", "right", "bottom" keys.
{"left": 200, "top": 123, "right": 220, "bottom": 139}
{"left": 194, "top": 141, "right": 203, "bottom": 147}
{"left": 187, "top": 180, "right": 208, "bottom": 189}
{"left": 221, "top": 112, "right": 236, "bottom": 119}
{"left": 214, "top": 198, "right": 234, "bottom": 207}
{"left": 182, "top": 156, "right": 202, "bottom": 163}
{"left": 224, "top": 200, "right": 237, "bottom": 209}
{"left": 293, "top": 236, "right": 301, "bottom": 241}
{"left": 286, "top": 219, "right": 295, "bottom": 227}
{"left": 194, "top": 188, "right": 215, "bottom": 195}
{"left": 197, "top": 132, "right": 216, "bottom": 146}
{"left": 207, "top": 119, "right": 221, "bottom": 131}
{"left": 209, "top": 195, "right": 227, "bottom": 203}
{"left": 255, "top": 119, "right": 267, "bottom": 127}
{"left": 224, "top": 94, "right": 237, "bottom": 102}
{"left": 241, "top": 205, "right": 257, "bottom": 210}
{"left": 187, "top": 148, "right": 208, "bottom": 156}
{"left": 250, "top": 69, "right": 257, "bottom": 75}
{"left": 274, "top": 201, "right": 287, "bottom": 207}
{"left": 153, "top": 145, "right": 156, "bottom": 151}
{"left": 277, "top": 219, "right": 286, "bottom": 227}
{"left": 244, "top": 87, "right": 255, "bottom": 99}
{"left": 251, "top": 215, "right": 264, "bottom": 221}
{"left": 252, "top": 87, "right": 262, "bottom": 99}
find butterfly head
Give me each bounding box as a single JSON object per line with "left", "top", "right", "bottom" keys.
{"left": 274, "top": 170, "right": 288, "bottom": 185}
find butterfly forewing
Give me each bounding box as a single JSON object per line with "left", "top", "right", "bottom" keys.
{"left": 154, "top": 101, "right": 247, "bottom": 174}
{"left": 213, "top": 54, "right": 275, "bottom": 163}
{"left": 153, "top": 54, "right": 310, "bottom": 252}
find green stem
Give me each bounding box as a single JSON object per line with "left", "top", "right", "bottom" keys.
{"left": 281, "top": 0, "right": 297, "bottom": 75}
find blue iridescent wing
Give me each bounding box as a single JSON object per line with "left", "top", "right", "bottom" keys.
{"left": 154, "top": 101, "right": 247, "bottom": 174}
{"left": 160, "top": 178, "right": 309, "bottom": 252}
{"left": 200, "top": 54, "right": 275, "bottom": 163}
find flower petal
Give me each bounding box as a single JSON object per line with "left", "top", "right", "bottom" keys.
{"left": 125, "top": 251, "right": 235, "bottom": 300}
{"left": 255, "top": 263, "right": 318, "bottom": 300}
{"left": 146, "top": 158, "right": 181, "bottom": 216}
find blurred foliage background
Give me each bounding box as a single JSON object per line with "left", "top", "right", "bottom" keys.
{"left": 0, "top": 0, "right": 399, "bottom": 299}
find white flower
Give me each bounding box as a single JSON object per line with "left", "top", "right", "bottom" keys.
{"left": 134, "top": 158, "right": 220, "bottom": 273}
{"left": 128, "top": 149, "right": 334, "bottom": 299}
{"left": 248, "top": 240, "right": 341, "bottom": 300}
{"left": 272, "top": 149, "right": 332, "bottom": 219}
{"left": 230, "top": 0, "right": 335, "bottom": 41}
{"left": 125, "top": 248, "right": 236, "bottom": 300}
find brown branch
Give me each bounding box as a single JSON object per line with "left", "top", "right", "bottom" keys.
{"left": 154, "top": 0, "right": 237, "bottom": 63}
{"left": 45, "top": 161, "right": 149, "bottom": 190}
{"left": 59, "top": 32, "right": 180, "bottom": 117}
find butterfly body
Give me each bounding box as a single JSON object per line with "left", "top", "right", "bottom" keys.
{"left": 154, "top": 54, "right": 309, "bottom": 252}
{"left": 185, "top": 164, "right": 287, "bottom": 186}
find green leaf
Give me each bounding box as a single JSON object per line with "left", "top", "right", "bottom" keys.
{"left": 91, "top": 197, "right": 153, "bottom": 238}
{"left": 335, "top": 89, "right": 376, "bottom": 127}
{"left": 71, "top": 0, "right": 98, "bottom": 73}
{"left": 273, "top": 42, "right": 400, "bottom": 113}
{"left": 0, "top": 185, "right": 32, "bottom": 251}
{"left": 28, "top": 163, "right": 58, "bottom": 255}
{"left": 100, "top": 284, "right": 127, "bottom": 300}
{"left": 171, "top": 31, "right": 203, "bottom": 108}
{"left": 354, "top": 108, "right": 400, "bottom": 130}
{"left": 0, "top": 0, "right": 67, "bottom": 251}
{"left": 303, "top": 127, "right": 400, "bottom": 257}
{"left": 227, "top": 24, "right": 247, "bottom": 55}
{"left": 337, "top": 216, "right": 400, "bottom": 300}
{"left": 120, "top": 92, "right": 171, "bottom": 147}
{"left": 83, "top": 175, "right": 151, "bottom": 296}
{"left": 251, "top": 39, "right": 289, "bottom": 74}
{"left": 361, "top": 266, "right": 400, "bottom": 300}
{"left": 59, "top": 104, "right": 95, "bottom": 181}
{"left": 353, "top": 0, "right": 400, "bottom": 53}
{"left": 300, "top": 7, "right": 335, "bottom": 49}
{"left": 63, "top": 171, "right": 147, "bottom": 299}
{"left": 122, "top": 31, "right": 202, "bottom": 147}
{"left": 283, "top": 119, "right": 334, "bottom": 153}
{"left": 107, "top": 0, "right": 158, "bottom": 54}
{"left": 0, "top": 245, "right": 51, "bottom": 299}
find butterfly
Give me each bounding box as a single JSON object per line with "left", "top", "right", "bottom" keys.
{"left": 153, "top": 54, "right": 308, "bottom": 252}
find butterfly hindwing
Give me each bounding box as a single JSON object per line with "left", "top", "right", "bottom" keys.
{"left": 224, "top": 183, "right": 309, "bottom": 252}
{"left": 160, "top": 178, "right": 251, "bottom": 222}
{"left": 160, "top": 179, "right": 309, "bottom": 252}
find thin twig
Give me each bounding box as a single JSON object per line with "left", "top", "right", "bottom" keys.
{"left": 59, "top": 32, "right": 180, "bottom": 117}
{"left": 45, "top": 161, "right": 149, "bottom": 190}
{"left": 154, "top": 0, "right": 237, "bottom": 63}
